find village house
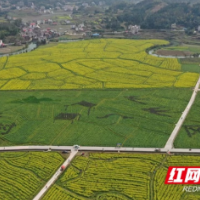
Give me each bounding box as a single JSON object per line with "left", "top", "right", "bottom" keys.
{"left": 37, "top": 20, "right": 41, "bottom": 25}
{"left": 82, "top": 3, "right": 89, "bottom": 8}
{"left": 48, "top": 19, "right": 53, "bottom": 24}
{"left": 77, "top": 23, "right": 85, "bottom": 31}
{"left": 71, "top": 25, "right": 76, "bottom": 29}
{"left": 30, "top": 22, "right": 36, "bottom": 29}
{"left": 63, "top": 5, "right": 74, "bottom": 11}
{"left": 0, "top": 40, "right": 6, "bottom": 47}
{"left": 128, "top": 25, "right": 140, "bottom": 34}
{"left": 65, "top": 20, "right": 71, "bottom": 25}
{"left": 71, "top": 23, "right": 85, "bottom": 32}
{"left": 51, "top": 22, "right": 58, "bottom": 26}
{"left": 171, "top": 23, "right": 177, "bottom": 29}
{"left": 78, "top": 23, "right": 84, "bottom": 29}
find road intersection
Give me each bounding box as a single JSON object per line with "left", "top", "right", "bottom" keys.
{"left": 32, "top": 149, "right": 78, "bottom": 200}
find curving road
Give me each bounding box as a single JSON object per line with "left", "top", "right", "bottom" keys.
{"left": 165, "top": 76, "right": 200, "bottom": 149}
{"left": 32, "top": 149, "right": 78, "bottom": 200}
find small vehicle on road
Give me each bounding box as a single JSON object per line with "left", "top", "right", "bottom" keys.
{"left": 60, "top": 165, "right": 65, "bottom": 171}
{"left": 74, "top": 145, "right": 80, "bottom": 150}
{"left": 155, "top": 148, "right": 161, "bottom": 152}
{"left": 62, "top": 150, "right": 68, "bottom": 154}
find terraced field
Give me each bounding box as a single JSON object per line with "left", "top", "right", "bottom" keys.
{"left": 0, "top": 151, "right": 64, "bottom": 200}
{"left": 42, "top": 153, "right": 200, "bottom": 200}
{"left": 175, "top": 93, "right": 200, "bottom": 148}
{"left": 0, "top": 39, "right": 198, "bottom": 90}
{"left": 0, "top": 88, "right": 192, "bottom": 147}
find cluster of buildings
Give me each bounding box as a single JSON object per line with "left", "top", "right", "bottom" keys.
{"left": 38, "top": 7, "right": 54, "bottom": 14}
{"left": 71, "top": 23, "right": 85, "bottom": 32}
{"left": 124, "top": 25, "right": 141, "bottom": 35}
{"left": 127, "top": 25, "right": 140, "bottom": 34}
{"left": 81, "top": 1, "right": 105, "bottom": 8}
{"left": 27, "top": 19, "right": 58, "bottom": 26}
{"left": 62, "top": 5, "right": 78, "bottom": 12}
{"left": 21, "top": 21, "right": 64, "bottom": 43}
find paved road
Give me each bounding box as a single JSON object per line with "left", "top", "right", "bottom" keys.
{"left": 32, "top": 150, "right": 78, "bottom": 200}
{"left": 165, "top": 76, "right": 200, "bottom": 149}
{"left": 1, "top": 145, "right": 200, "bottom": 153}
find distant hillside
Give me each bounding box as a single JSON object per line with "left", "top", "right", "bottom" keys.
{"left": 106, "top": 0, "right": 200, "bottom": 31}
{"left": 162, "top": 0, "right": 200, "bottom": 4}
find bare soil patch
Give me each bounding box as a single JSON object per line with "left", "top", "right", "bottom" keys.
{"left": 55, "top": 113, "right": 80, "bottom": 121}
{"left": 0, "top": 45, "right": 25, "bottom": 54}
{"left": 156, "top": 49, "right": 192, "bottom": 56}
{"left": 71, "top": 101, "right": 96, "bottom": 116}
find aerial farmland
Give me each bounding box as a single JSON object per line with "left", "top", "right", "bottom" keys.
{"left": 0, "top": 39, "right": 198, "bottom": 147}
{"left": 0, "top": 38, "right": 200, "bottom": 200}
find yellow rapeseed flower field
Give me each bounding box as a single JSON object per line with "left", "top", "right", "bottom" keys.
{"left": 42, "top": 153, "right": 200, "bottom": 200}
{"left": 0, "top": 152, "right": 64, "bottom": 200}
{"left": 0, "top": 56, "right": 7, "bottom": 70}
{"left": 0, "top": 39, "right": 198, "bottom": 90}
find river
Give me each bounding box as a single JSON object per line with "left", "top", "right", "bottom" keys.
{"left": 0, "top": 43, "right": 37, "bottom": 58}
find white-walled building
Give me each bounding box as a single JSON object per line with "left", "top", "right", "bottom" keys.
{"left": 128, "top": 25, "right": 140, "bottom": 34}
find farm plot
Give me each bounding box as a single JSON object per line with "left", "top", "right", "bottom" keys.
{"left": 0, "top": 151, "right": 64, "bottom": 200}
{"left": 42, "top": 153, "right": 200, "bottom": 200}
{"left": 180, "top": 58, "right": 200, "bottom": 73}
{"left": 0, "top": 89, "right": 192, "bottom": 147}
{"left": 174, "top": 93, "right": 200, "bottom": 148}
{"left": 0, "top": 39, "right": 198, "bottom": 90}
{"left": 163, "top": 44, "right": 200, "bottom": 54}
{"left": 156, "top": 44, "right": 200, "bottom": 58}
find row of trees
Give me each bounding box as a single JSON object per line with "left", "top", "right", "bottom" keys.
{"left": 0, "top": 19, "right": 22, "bottom": 40}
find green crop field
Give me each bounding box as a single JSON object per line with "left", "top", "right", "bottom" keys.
{"left": 0, "top": 88, "right": 192, "bottom": 147}
{"left": 42, "top": 153, "right": 200, "bottom": 200}
{"left": 164, "top": 44, "right": 200, "bottom": 54}
{"left": 0, "top": 151, "right": 64, "bottom": 200}
{"left": 175, "top": 93, "right": 200, "bottom": 148}
{"left": 180, "top": 63, "right": 200, "bottom": 73}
